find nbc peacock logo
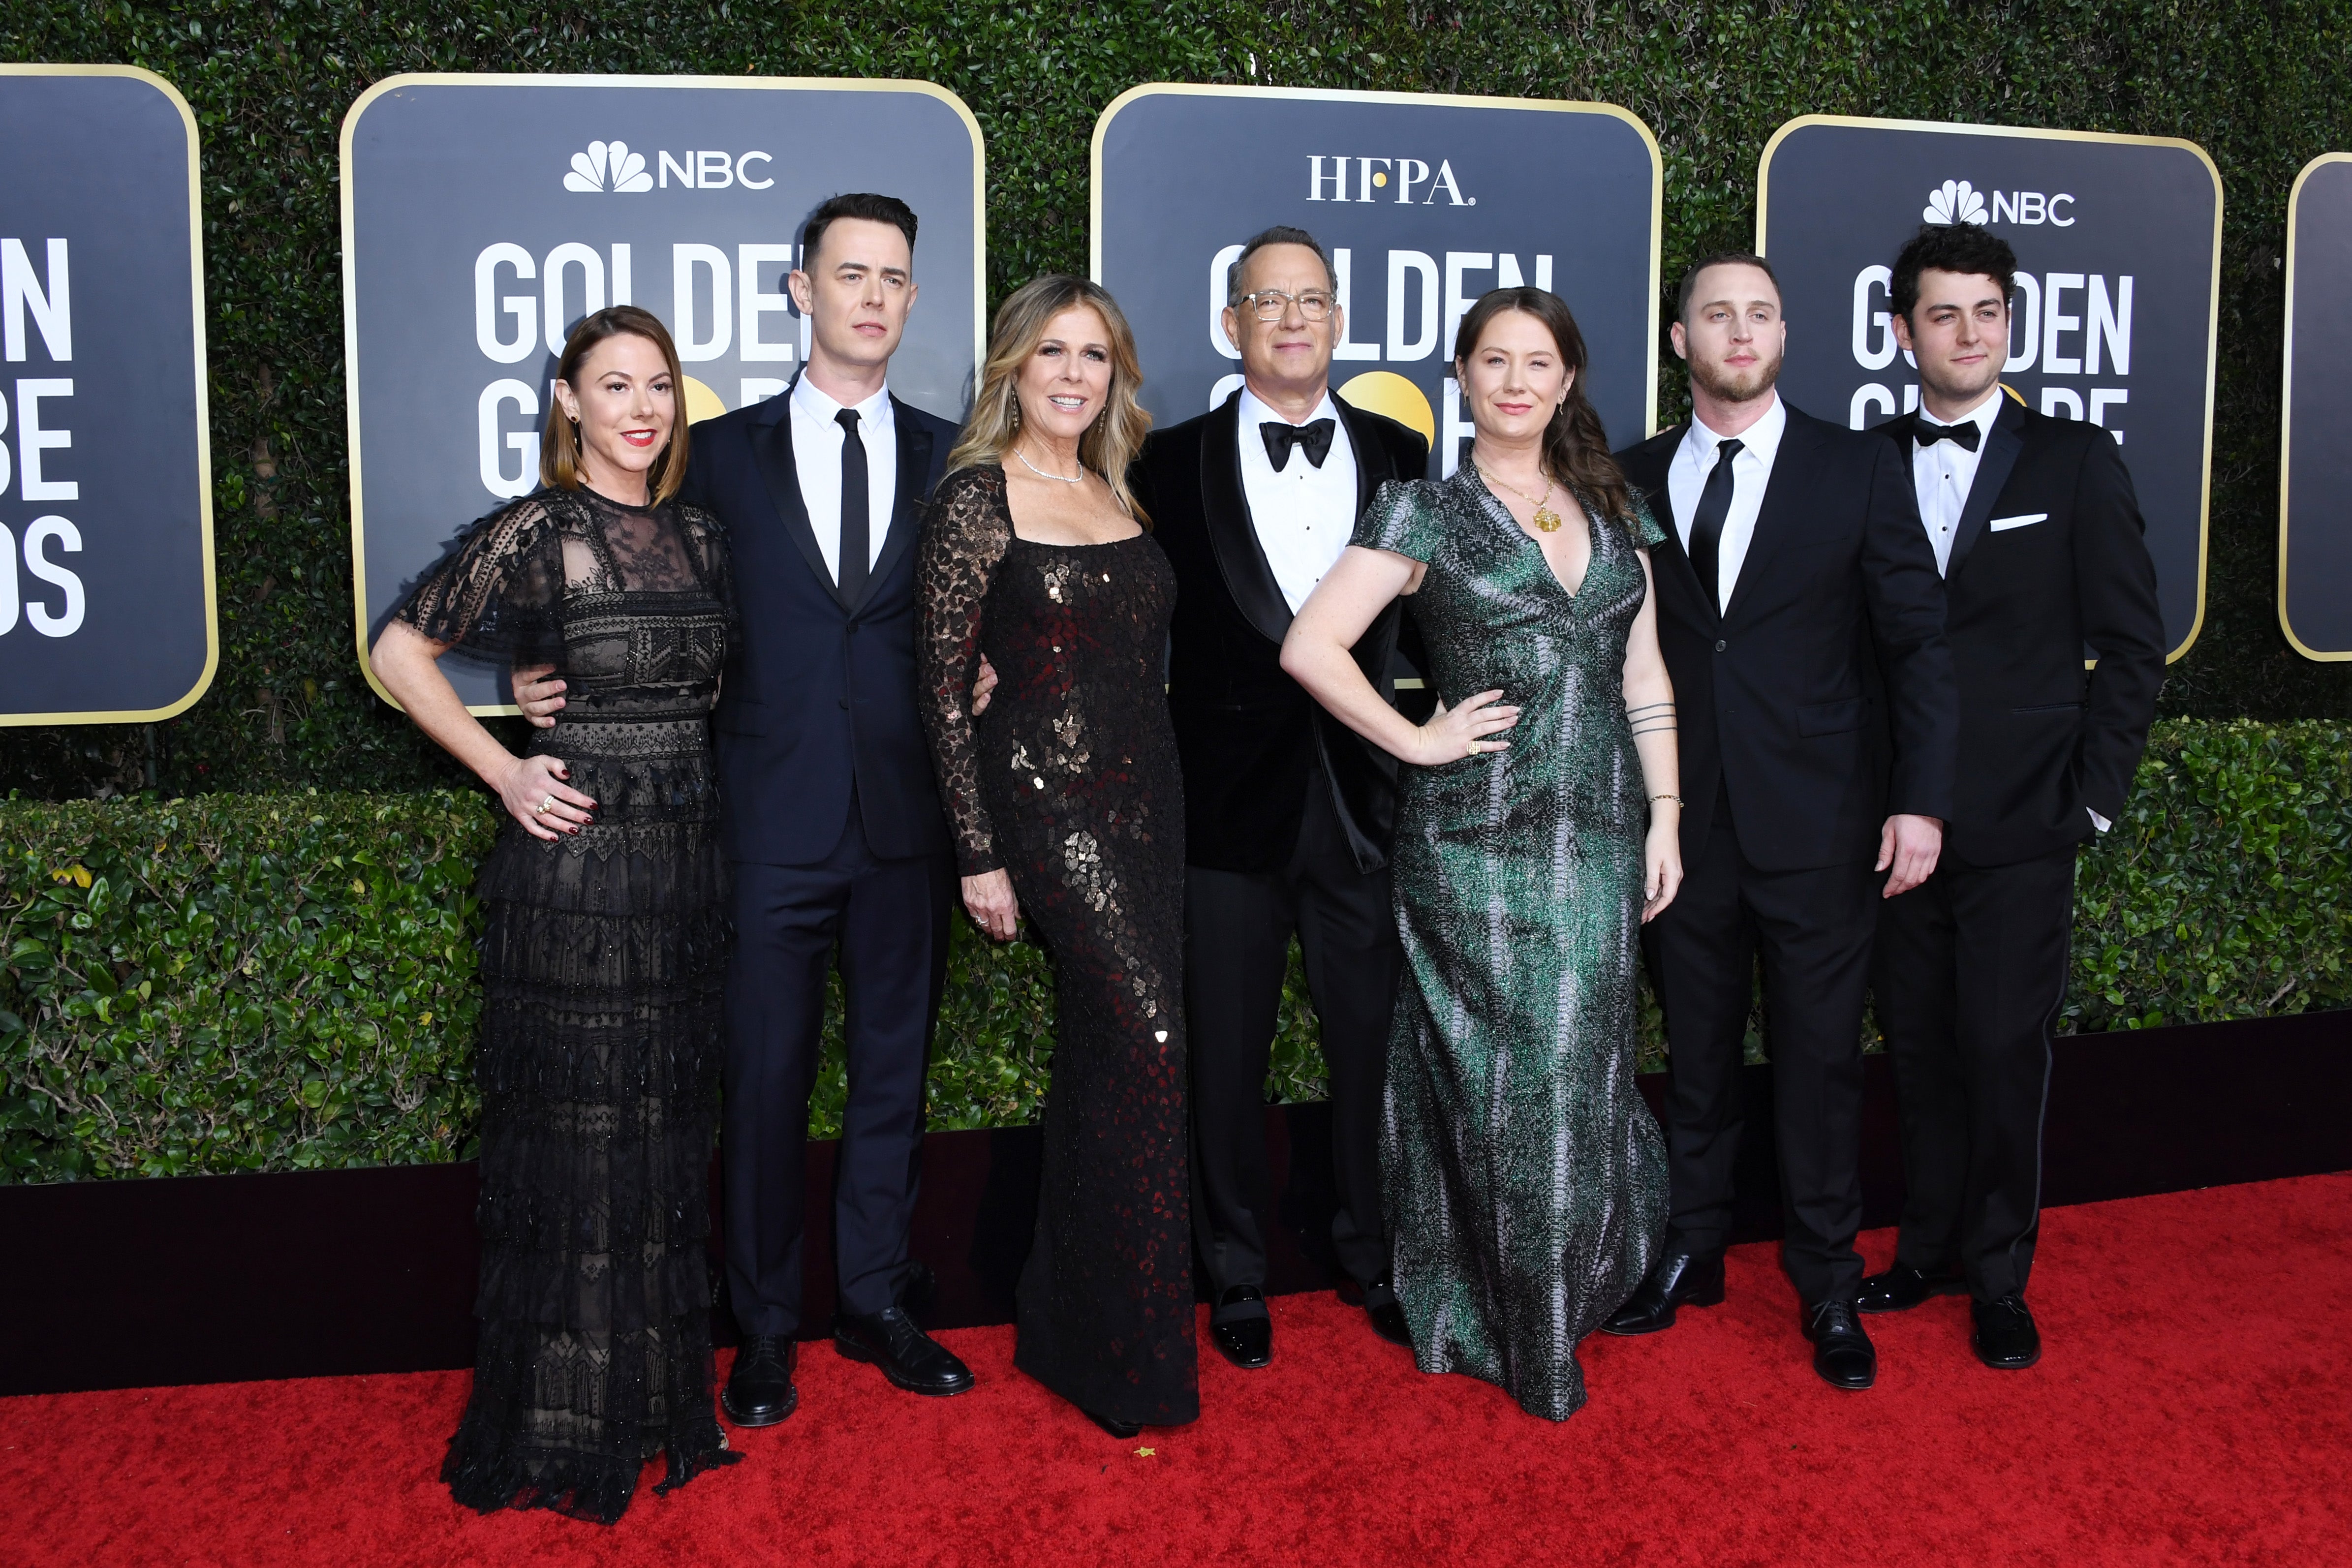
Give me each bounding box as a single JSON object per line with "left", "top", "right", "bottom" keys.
{"left": 1921, "top": 179, "right": 1989, "bottom": 226}
{"left": 564, "top": 140, "right": 652, "bottom": 194}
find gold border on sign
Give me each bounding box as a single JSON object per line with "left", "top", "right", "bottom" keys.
{"left": 1088, "top": 82, "right": 1666, "bottom": 440}
{"left": 340, "top": 72, "right": 989, "bottom": 714}
{"left": 1755, "top": 113, "right": 2224, "bottom": 664}
{"left": 0, "top": 64, "right": 217, "bottom": 729}
{"left": 2277, "top": 153, "right": 2352, "bottom": 661}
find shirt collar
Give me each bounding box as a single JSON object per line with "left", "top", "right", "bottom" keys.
{"left": 1238, "top": 385, "right": 1339, "bottom": 430}
{"left": 1949, "top": 383, "right": 2007, "bottom": 439}
{"left": 1683, "top": 391, "right": 1785, "bottom": 469}
{"left": 791, "top": 374, "right": 894, "bottom": 428}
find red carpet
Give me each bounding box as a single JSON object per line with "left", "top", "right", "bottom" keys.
{"left": 5, "top": 1174, "right": 2347, "bottom": 1566}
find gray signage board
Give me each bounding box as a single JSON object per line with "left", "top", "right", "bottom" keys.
{"left": 342, "top": 74, "right": 984, "bottom": 709}
{"left": 2279, "top": 153, "right": 2352, "bottom": 661}
{"left": 1759, "top": 116, "right": 2222, "bottom": 659}
{"left": 0, "top": 65, "right": 214, "bottom": 726}
{"left": 1092, "top": 84, "right": 1660, "bottom": 476}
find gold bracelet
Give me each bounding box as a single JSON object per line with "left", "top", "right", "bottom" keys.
{"left": 1649, "top": 794, "right": 1683, "bottom": 805}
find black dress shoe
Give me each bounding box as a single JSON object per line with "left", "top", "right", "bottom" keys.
{"left": 1971, "top": 1294, "right": 2043, "bottom": 1369}
{"left": 1803, "top": 1299, "right": 1878, "bottom": 1390}
{"left": 1084, "top": 1409, "right": 1143, "bottom": 1439}
{"left": 1209, "top": 1284, "right": 1272, "bottom": 1369}
{"left": 1362, "top": 1273, "right": 1412, "bottom": 1347}
{"left": 833, "top": 1306, "right": 975, "bottom": 1396}
{"left": 1856, "top": 1261, "right": 1967, "bottom": 1314}
{"left": 721, "top": 1335, "right": 799, "bottom": 1427}
{"left": 1601, "top": 1248, "right": 1726, "bottom": 1336}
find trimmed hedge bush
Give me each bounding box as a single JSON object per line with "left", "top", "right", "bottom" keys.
{"left": 4, "top": 719, "right": 2346, "bottom": 1184}
{"left": 1, "top": 2, "right": 2349, "bottom": 800}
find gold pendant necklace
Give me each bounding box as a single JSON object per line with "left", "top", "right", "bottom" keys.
{"left": 1474, "top": 460, "right": 1563, "bottom": 531}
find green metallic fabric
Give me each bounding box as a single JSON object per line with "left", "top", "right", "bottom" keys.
{"left": 1356, "top": 466, "right": 1671, "bottom": 1421}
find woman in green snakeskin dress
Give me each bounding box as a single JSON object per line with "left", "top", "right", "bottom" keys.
{"left": 1282, "top": 289, "right": 1683, "bottom": 1420}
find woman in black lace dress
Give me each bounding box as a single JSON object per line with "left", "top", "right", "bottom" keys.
{"left": 372, "top": 306, "right": 739, "bottom": 1522}
{"left": 917, "top": 277, "right": 1196, "bottom": 1438}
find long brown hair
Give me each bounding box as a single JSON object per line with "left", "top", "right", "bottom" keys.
{"left": 949, "top": 276, "right": 1152, "bottom": 523}
{"left": 1452, "top": 287, "right": 1636, "bottom": 529}
{"left": 540, "top": 305, "right": 690, "bottom": 504}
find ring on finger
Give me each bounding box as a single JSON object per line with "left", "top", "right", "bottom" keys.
{"left": 536, "top": 794, "right": 557, "bottom": 815}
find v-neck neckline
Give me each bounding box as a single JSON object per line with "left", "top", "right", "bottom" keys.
{"left": 1464, "top": 467, "right": 1597, "bottom": 602}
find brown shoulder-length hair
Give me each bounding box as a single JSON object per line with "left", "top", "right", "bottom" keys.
{"left": 540, "top": 305, "right": 691, "bottom": 504}
{"left": 948, "top": 276, "right": 1152, "bottom": 524}
{"left": 1452, "top": 287, "right": 1636, "bottom": 529}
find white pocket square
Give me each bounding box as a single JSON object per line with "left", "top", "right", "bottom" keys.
{"left": 1989, "top": 512, "right": 2048, "bottom": 532}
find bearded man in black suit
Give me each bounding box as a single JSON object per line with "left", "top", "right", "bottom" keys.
{"left": 1129, "top": 226, "right": 1429, "bottom": 1369}
{"left": 1855, "top": 222, "right": 2165, "bottom": 1370}
{"left": 1603, "top": 254, "right": 1958, "bottom": 1391}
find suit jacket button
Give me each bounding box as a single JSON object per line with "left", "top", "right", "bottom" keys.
{"left": 1714, "top": 639, "right": 1728, "bottom": 653}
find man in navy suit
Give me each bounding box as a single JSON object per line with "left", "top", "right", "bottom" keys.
{"left": 522, "top": 192, "right": 971, "bottom": 1424}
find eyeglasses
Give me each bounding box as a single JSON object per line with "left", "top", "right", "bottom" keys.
{"left": 1236, "top": 289, "right": 1336, "bottom": 322}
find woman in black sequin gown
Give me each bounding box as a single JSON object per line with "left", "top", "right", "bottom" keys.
{"left": 917, "top": 277, "right": 1196, "bottom": 1437}
{"left": 373, "top": 307, "right": 739, "bottom": 1522}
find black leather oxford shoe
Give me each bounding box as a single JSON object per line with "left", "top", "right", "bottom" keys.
{"left": 834, "top": 1306, "right": 975, "bottom": 1396}
{"left": 721, "top": 1335, "right": 799, "bottom": 1427}
{"left": 1210, "top": 1284, "right": 1273, "bottom": 1369}
{"left": 1601, "top": 1248, "right": 1726, "bottom": 1336}
{"left": 1084, "top": 1409, "right": 1143, "bottom": 1439}
{"left": 1856, "top": 1261, "right": 1968, "bottom": 1314}
{"left": 1971, "top": 1294, "right": 2043, "bottom": 1370}
{"left": 1803, "top": 1299, "right": 1878, "bottom": 1390}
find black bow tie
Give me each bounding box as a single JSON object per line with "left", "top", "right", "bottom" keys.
{"left": 1912, "top": 414, "right": 1983, "bottom": 452}
{"left": 1261, "top": 417, "right": 1336, "bottom": 472}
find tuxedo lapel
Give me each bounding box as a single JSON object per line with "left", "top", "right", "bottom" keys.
{"left": 748, "top": 394, "right": 849, "bottom": 613}
{"left": 851, "top": 401, "right": 933, "bottom": 616}
{"left": 1945, "top": 393, "right": 2028, "bottom": 581}
{"left": 1722, "top": 414, "right": 1818, "bottom": 626}
{"left": 1334, "top": 396, "right": 1393, "bottom": 516}
{"left": 1199, "top": 390, "right": 1293, "bottom": 644}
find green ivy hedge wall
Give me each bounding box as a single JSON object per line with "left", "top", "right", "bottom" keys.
{"left": 5, "top": 720, "right": 2346, "bottom": 1183}
{"left": 1, "top": 2, "right": 2348, "bottom": 798}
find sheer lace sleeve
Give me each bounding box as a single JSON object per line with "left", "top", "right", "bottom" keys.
{"left": 678, "top": 502, "right": 739, "bottom": 650}
{"left": 391, "top": 492, "right": 568, "bottom": 667}
{"left": 917, "top": 465, "right": 1015, "bottom": 877}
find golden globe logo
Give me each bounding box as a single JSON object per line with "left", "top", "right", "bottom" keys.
{"left": 1306, "top": 156, "right": 1476, "bottom": 206}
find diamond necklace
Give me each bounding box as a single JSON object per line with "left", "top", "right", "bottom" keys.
{"left": 1013, "top": 443, "right": 1086, "bottom": 485}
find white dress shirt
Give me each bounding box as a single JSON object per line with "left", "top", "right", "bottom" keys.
{"left": 788, "top": 375, "right": 897, "bottom": 585}
{"left": 1910, "top": 383, "right": 2006, "bottom": 579}
{"left": 1667, "top": 394, "right": 1787, "bottom": 616}
{"left": 1237, "top": 386, "right": 1358, "bottom": 614}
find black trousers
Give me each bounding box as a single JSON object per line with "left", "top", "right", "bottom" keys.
{"left": 1642, "top": 787, "right": 1881, "bottom": 1305}
{"left": 1185, "top": 772, "right": 1402, "bottom": 1318}
{"left": 1872, "top": 844, "right": 2076, "bottom": 1302}
{"left": 722, "top": 801, "right": 953, "bottom": 1337}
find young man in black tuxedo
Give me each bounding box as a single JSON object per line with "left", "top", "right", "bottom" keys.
{"left": 523, "top": 193, "right": 974, "bottom": 1424}
{"left": 1856, "top": 223, "right": 2165, "bottom": 1368}
{"left": 1128, "top": 226, "right": 1428, "bottom": 1369}
{"left": 1603, "top": 255, "right": 1958, "bottom": 1390}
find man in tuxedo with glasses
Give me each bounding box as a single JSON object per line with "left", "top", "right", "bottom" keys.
{"left": 1128, "top": 225, "right": 1429, "bottom": 1369}
{"left": 1857, "top": 222, "right": 2164, "bottom": 1369}
{"left": 1606, "top": 253, "right": 1957, "bottom": 1391}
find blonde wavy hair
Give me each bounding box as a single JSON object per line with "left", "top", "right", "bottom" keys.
{"left": 948, "top": 276, "right": 1152, "bottom": 523}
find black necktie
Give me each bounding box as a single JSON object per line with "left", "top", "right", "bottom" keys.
{"left": 1912, "top": 414, "right": 1983, "bottom": 452}
{"left": 1687, "top": 437, "right": 1744, "bottom": 611}
{"left": 1261, "top": 417, "right": 1336, "bottom": 472}
{"left": 836, "top": 407, "right": 869, "bottom": 601}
